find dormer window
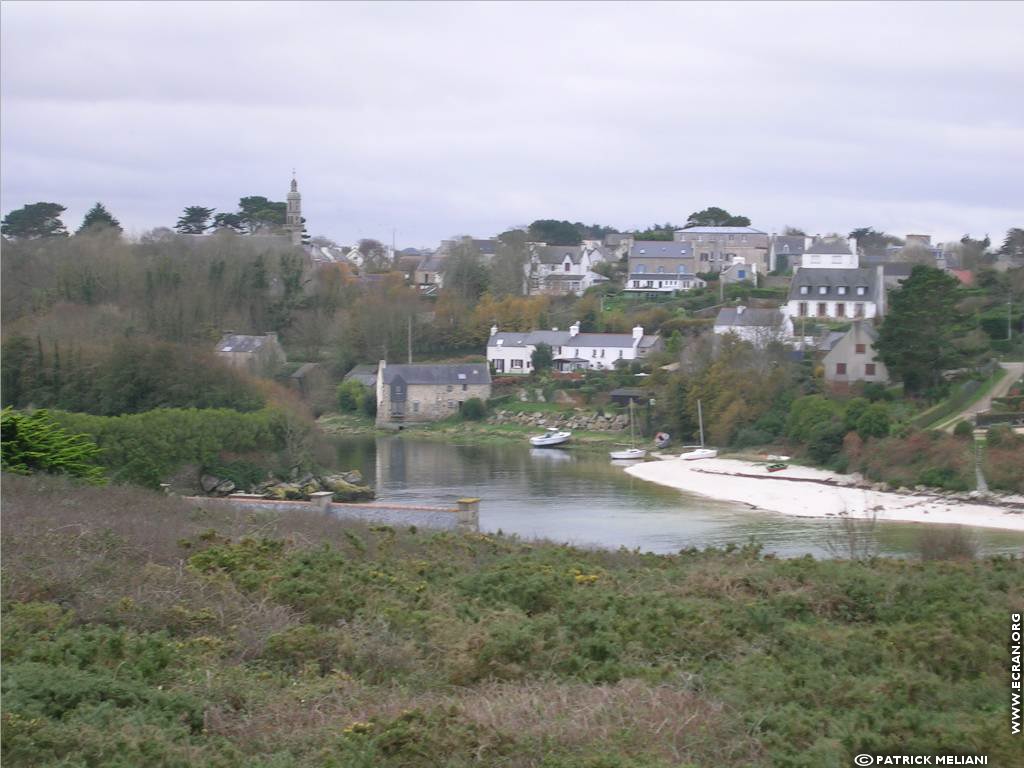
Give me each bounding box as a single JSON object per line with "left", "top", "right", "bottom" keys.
{"left": 637, "top": 265, "right": 646, "bottom": 274}
{"left": 818, "top": 286, "right": 828, "bottom": 295}
{"left": 657, "top": 266, "right": 665, "bottom": 273}
{"left": 832, "top": 255, "right": 843, "bottom": 264}
{"left": 782, "top": 244, "right": 790, "bottom": 253}
{"left": 639, "top": 248, "right": 646, "bottom": 254}
{"left": 564, "top": 263, "right": 570, "bottom": 272}
{"left": 837, "top": 286, "right": 848, "bottom": 295}
{"left": 799, "top": 285, "right": 809, "bottom": 295}
{"left": 810, "top": 255, "right": 821, "bottom": 264}
{"left": 856, "top": 286, "right": 866, "bottom": 296}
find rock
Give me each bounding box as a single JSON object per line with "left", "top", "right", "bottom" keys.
{"left": 297, "top": 473, "right": 316, "bottom": 487}
{"left": 213, "top": 479, "right": 236, "bottom": 496}
{"left": 200, "top": 474, "right": 221, "bottom": 493}
{"left": 341, "top": 469, "right": 363, "bottom": 485}
{"left": 300, "top": 481, "right": 321, "bottom": 497}
{"left": 264, "top": 482, "right": 303, "bottom": 501}
{"left": 322, "top": 474, "right": 375, "bottom": 503}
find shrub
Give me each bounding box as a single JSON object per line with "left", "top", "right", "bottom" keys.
{"left": 916, "top": 527, "right": 978, "bottom": 561}
{"left": 856, "top": 403, "right": 891, "bottom": 439}
{"left": 953, "top": 420, "right": 974, "bottom": 438}
{"left": 361, "top": 391, "right": 378, "bottom": 417}
{"left": 337, "top": 379, "right": 367, "bottom": 412}
{"left": 787, "top": 395, "right": 842, "bottom": 442}
{"left": 843, "top": 397, "right": 870, "bottom": 432}
{"left": 806, "top": 421, "right": 846, "bottom": 464}
{"left": 733, "top": 427, "right": 772, "bottom": 448}
{"left": 0, "top": 408, "right": 105, "bottom": 484}
{"left": 461, "top": 398, "right": 486, "bottom": 421}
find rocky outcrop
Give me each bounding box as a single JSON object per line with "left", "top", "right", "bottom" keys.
{"left": 199, "top": 468, "right": 375, "bottom": 502}
{"left": 321, "top": 474, "right": 375, "bottom": 502}
{"left": 488, "top": 410, "right": 629, "bottom": 432}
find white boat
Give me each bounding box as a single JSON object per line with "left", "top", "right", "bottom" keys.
{"left": 530, "top": 428, "right": 572, "bottom": 447}
{"left": 679, "top": 400, "right": 716, "bottom": 460}
{"left": 610, "top": 447, "right": 647, "bottom": 460}
{"left": 610, "top": 401, "right": 647, "bottom": 460}
{"left": 679, "top": 447, "right": 718, "bottom": 460}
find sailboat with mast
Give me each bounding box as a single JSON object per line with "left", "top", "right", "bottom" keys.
{"left": 679, "top": 399, "right": 717, "bottom": 460}
{"left": 609, "top": 400, "right": 647, "bottom": 460}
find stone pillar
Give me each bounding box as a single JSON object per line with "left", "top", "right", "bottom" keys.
{"left": 456, "top": 498, "right": 480, "bottom": 532}
{"left": 309, "top": 491, "right": 334, "bottom": 514}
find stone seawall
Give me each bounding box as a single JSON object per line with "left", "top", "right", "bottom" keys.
{"left": 488, "top": 409, "right": 628, "bottom": 432}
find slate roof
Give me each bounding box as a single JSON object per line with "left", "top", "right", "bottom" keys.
{"left": 472, "top": 238, "right": 498, "bottom": 256}
{"left": 570, "top": 333, "right": 660, "bottom": 349}
{"left": 381, "top": 363, "right": 491, "bottom": 386}
{"left": 629, "top": 241, "right": 693, "bottom": 259}
{"left": 821, "top": 322, "right": 878, "bottom": 352}
{"left": 534, "top": 245, "right": 583, "bottom": 265}
{"left": 217, "top": 333, "right": 279, "bottom": 354}
{"left": 788, "top": 267, "right": 881, "bottom": 302}
{"left": 714, "top": 307, "right": 785, "bottom": 328}
{"left": 604, "top": 233, "right": 631, "bottom": 246}
{"left": 627, "top": 272, "right": 696, "bottom": 280}
{"left": 881, "top": 262, "right": 915, "bottom": 277}
{"left": 291, "top": 362, "right": 321, "bottom": 379}
{"left": 343, "top": 364, "right": 379, "bottom": 387}
{"left": 675, "top": 226, "right": 767, "bottom": 235}
{"left": 772, "top": 235, "right": 806, "bottom": 255}
{"left": 805, "top": 238, "right": 852, "bottom": 255}
{"left": 488, "top": 330, "right": 571, "bottom": 349}
{"left": 416, "top": 252, "right": 447, "bottom": 272}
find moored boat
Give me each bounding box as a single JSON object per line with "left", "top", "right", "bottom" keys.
{"left": 609, "top": 447, "right": 647, "bottom": 460}
{"left": 679, "top": 447, "right": 718, "bottom": 460}
{"left": 530, "top": 428, "right": 572, "bottom": 447}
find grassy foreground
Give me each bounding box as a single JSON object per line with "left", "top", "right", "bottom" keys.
{"left": 2, "top": 475, "right": 1021, "bottom": 767}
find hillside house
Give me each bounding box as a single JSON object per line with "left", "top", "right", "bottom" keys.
{"left": 624, "top": 241, "right": 705, "bottom": 294}
{"left": 713, "top": 306, "right": 793, "bottom": 347}
{"left": 822, "top": 322, "right": 889, "bottom": 389}
{"left": 487, "top": 323, "right": 661, "bottom": 374}
{"left": 673, "top": 226, "right": 770, "bottom": 273}
{"left": 783, "top": 264, "right": 885, "bottom": 321}
{"left": 768, "top": 234, "right": 806, "bottom": 272}
{"left": 375, "top": 362, "right": 491, "bottom": 425}
{"left": 215, "top": 332, "right": 285, "bottom": 374}
{"left": 800, "top": 237, "right": 860, "bottom": 269}
{"left": 719, "top": 257, "right": 757, "bottom": 285}
{"left": 527, "top": 243, "right": 610, "bottom": 296}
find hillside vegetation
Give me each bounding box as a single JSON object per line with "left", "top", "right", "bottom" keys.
{"left": 3, "top": 475, "right": 1020, "bottom": 767}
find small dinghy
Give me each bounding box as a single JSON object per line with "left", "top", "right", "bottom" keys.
{"left": 679, "top": 447, "right": 718, "bottom": 460}
{"left": 530, "top": 427, "right": 572, "bottom": 447}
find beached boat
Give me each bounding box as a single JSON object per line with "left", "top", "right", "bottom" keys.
{"left": 530, "top": 427, "right": 572, "bottom": 447}
{"left": 610, "top": 401, "right": 647, "bottom": 460}
{"left": 680, "top": 447, "right": 718, "bottom": 461}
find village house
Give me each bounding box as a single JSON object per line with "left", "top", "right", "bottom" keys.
{"left": 215, "top": 332, "right": 286, "bottom": 374}
{"left": 713, "top": 306, "right": 793, "bottom": 347}
{"left": 375, "top": 361, "right": 491, "bottom": 425}
{"left": 673, "top": 226, "right": 770, "bottom": 273}
{"left": 487, "top": 323, "right": 661, "bottom": 374}
{"left": 527, "top": 243, "right": 609, "bottom": 296}
{"left": 624, "top": 241, "right": 705, "bottom": 295}
{"left": 768, "top": 234, "right": 806, "bottom": 272}
{"left": 821, "top": 322, "right": 889, "bottom": 389}
{"left": 718, "top": 257, "right": 757, "bottom": 285}
{"left": 414, "top": 251, "right": 447, "bottom": 292}
{"left": 783, "top": 239, "right": 885, "bottom": 321}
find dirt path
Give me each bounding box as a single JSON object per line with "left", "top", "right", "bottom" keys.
{"left": 942, "top": 361, "right": 1024, "bottom": 430}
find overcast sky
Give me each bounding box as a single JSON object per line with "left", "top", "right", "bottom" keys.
{"left": 2, "top": 1, "right": 1022, "bottom": 248}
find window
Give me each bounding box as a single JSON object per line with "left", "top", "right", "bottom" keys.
{"left": 799, "top": 285, "right": 809, "bottom": 295}
{"left": 657, "top": 266, "right": 665, "bottom": 273}
{"left": 511, "top": 359, "right": 523, "bottom": 369}
{"left": 683, "top": 281, "right": 691, "bottom": 288}
{"left": 618, "top": 349, "right": 623, "bottom": 358}
{"left": 817, "top": 303, "right": 827, "bottom": 317}
{"left": 856, "top": 286, "right": 866, "bottom": 296}
{"left": 737, "top": 270, "right": 746, "bottom": 279}
{"left": 832, "top": 255, "right": 843, "bottom": 264}
{"left": 697, "top": 235, "right": 704, "bottom": 242}
{"left": 742, "top": 235, "right": 748, "bottom": 243}
{"left": 782, "top": 244, "right": 790, "bottom": 253}
{"left": 636, "top": 264, "right": 646, "bottom": 273}
{"left": 836, "top": 303, "right": 845, "bottom": 317}
{"left": 855, "top": 343, "right": 866, "bottom": 354}
{"left": 811, "top": 255, "right": 821, "bottom": 264}
{"left": 446, "top": 385, "right": 453, "bottom": 392}
{"left": 412, "top": 401, "right": 420, "bottom": 413}
{"left": 798, "top": 302, "right": 809, "bottom": 316}
{"left": 836, "top": 363, "right": 847, "bottom": 375}
{"left": 564, "top": 263, "right": 570, "bottom": 272}
{"left": 462, "top": 383, "right": 468, "bottom": 391}
{"left": 600, "top": 349, "right": 605, "bottom": 358}
{"left": 818, "top": 286, "right": 828, "bottom": 295}
{"left": 837, "top": 286, "right": 847, "bottom": 295}
{"left": 728, "top": 234, "right": 734, "bottom": 241}
{"left": 700, "top": 252, "right": 710, "bottom": 262}
{"left": 865, "top": 363, "right": 876, "bottom": 376}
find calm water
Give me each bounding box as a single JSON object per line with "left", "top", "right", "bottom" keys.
{"left": 329, "top": 436, "right": 1024, "bottom": 558}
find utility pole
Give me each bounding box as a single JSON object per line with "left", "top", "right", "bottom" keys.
{"left": 1009, "top": 293, "right": 1013, "bottom": 341}
{"left": 407, "top": 315, "right": 413, "bottom": 364}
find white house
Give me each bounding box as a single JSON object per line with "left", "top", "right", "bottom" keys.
{"left": 783, "top": 265, "right": 885, "bottom": 321}
{"left": 527, "top": 243, "right": 610, "bottom": 296}
{"left": 800, "top": 236, "right": 860, "bottom": 269}
{"left": 713, "top": 306, "right": 793, "bottom": 347}
{"left": 487, "top": 323, "right": 661, "bottom": 374}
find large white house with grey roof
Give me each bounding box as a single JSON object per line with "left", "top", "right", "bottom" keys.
{"left": 527, "top": 243, "right": 610, "bottom": 296}
{"left": 783, "top": 238, "right": 885, "bottom": 321}
{"left": 487, "top": 323, "right": 661, "bottom": 374}
{"left": 714, "top": 306, "right": 793, "bottom": 347}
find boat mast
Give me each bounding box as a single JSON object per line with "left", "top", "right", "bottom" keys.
{"left": 697, "top": 399, "right": 705, "bottom": 448}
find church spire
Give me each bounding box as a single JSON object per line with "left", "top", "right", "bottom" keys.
{"left": 285, "top": 171, "right": 302, "bottom": 246}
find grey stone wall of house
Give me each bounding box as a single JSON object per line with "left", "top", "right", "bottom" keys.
{"left": 674, "top": 231, "right": 769, "bottom": 272}
{"left": 379, "top": 381, "right": 491, "bottom": 424}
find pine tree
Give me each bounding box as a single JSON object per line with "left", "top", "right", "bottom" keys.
{"left": 175, "top": 205, "right": 215, "bottom": 234}
{"left": 77, "top": 202, "right": 122, "bottom": 234}
{"left": 1, "top": 202, "right": 68, "bottom": 239}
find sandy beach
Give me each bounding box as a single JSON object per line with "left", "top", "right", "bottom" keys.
{"left": 625, "top": 457, "right": 1024, "bottom": 532}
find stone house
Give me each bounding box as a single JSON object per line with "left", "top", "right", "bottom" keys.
{"left": 673, "top": 226, "right": 770, "bottom": 273}
{"left": 768, "top": 234, "right": 806, "bottom": 272}
{"left": 624, "top": 241, "right": 705, "bottom": 295}
{"left": 215, "top": 332, "right": 286, "bottom": 375}
{"left": 718, "top": 257, "right": 757, "bottom": 285}
{"left": 376, "top": 361, "right": 492, "bottom": 425}
{"left": 822, "top": 322, "right": 889, "bottom": 389}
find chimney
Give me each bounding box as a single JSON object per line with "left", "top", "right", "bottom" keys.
{"left": 490, "top": 324, "right": 498, "bottom": 337}
{"left": 632, "top": 325, "right": 644, "bottom": 342}
{"left": 569, "top": 322, "right": 580, "bottom": 337}
{"left": 736, "top": 305, "right": 746, "bottom": 315}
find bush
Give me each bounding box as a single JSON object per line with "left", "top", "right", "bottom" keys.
{"left": 806, "top": 420, "right": 846, "bottom": 464}
{"left": 856, "top": 403, "right": 891, "bottom": 439}
{"left": 361, "top": 391, "right": 378, "bottom": 417}
{"left": 733, "top": 427, "right": 772, "bottom": 448}
{"left": 862, "top": 382, "right": 893, "bottom": 402}
{"left": 461, "top": 397, "right": 486, "bottom": 421}
{"left": 953, "top": 420, "right": 974, "bottom": 438}
{"left": 0, "top": 408, "right": 105, "bottom": 484}
{"left": 337, "top": 380, "right": 367, "bottom": 412}
{"left": 916, "top": 526, "right": 978, "bottom": 561}
{"left": 787, "top": 395, "right": 842, "bottom": 442}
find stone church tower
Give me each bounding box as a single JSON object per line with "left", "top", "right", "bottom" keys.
{"left": 285, "top": 173, "right": 302, "bottom": 246}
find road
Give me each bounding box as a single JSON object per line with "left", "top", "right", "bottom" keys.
{"left": 942, "top": 361, "right": 1024, "bottom": 431}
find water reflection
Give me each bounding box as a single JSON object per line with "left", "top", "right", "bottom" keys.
{"left": 330, "top": 435, "right": 1024, "bottom": 558}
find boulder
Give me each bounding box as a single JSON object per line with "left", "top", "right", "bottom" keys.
{"left": 341, "top": 469, "right": 364, "bottom": 485}
{"left": 200, "top": 474, "right": 221, "bottom": 493}
{"left": 264, "top": 482, "right": 304, "bottom": 501}
{"left": 213, "top": 479, "right": 236, "bottom": 496}
{"left": 322, "top": 474, "right": 375, "bottom": 503}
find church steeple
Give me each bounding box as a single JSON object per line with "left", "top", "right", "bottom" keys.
{"left": 285, "top": 170, "right": 302, "bottom": 246}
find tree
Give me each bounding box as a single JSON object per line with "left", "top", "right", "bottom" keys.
{"left": 1, "top": 407, "right": 105, "bottom": 484}
{"left": 238, "top": 196, "right": 286, "bottom": 234}
{"left": 632, "top": 222, "right": 682, "bottom": 241}
{"left": 358, "top": 239, "right": 390, "bottom": 272}
{"left": 490, "top": 229, "right": 530, "bottom": 296}
{"left": 441, "top": 238, "right": 489, "bottom": 301}
{"left": 875, "top": 266, "right": 976, "bottom": 394}
{"left": 337, "top": 379, "right": 367, "bottom": 412}
{"left": 176, "top": 206, "right": 215, "bottom": 235}
{"left": 782, "top": 226, "right": 807, "bottom": 236}
{"left": 849, "top": 227, "right": 903, "bottom": 258}
{"left": 76, "top": 202, "right": 122, "bottom": 235}
{"left": 684, "top": 207, "right": 750, "bottom": 228}
{"left": 531, "top": 342, "right": 553, "bottom": 372}
{"left": 527, "top": 219, "right": 582, "bottom": 246}
{"left": 998, "top": 228, "right": 1024, "bottom": 259}
{"left": 2, "top": 202, "right": 68, "bottom": 239}
{"left": 212, "top": 212, "right": 245, "bottom": 233}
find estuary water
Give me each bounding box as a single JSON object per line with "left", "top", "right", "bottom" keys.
{"left": 329, "top": 435, "right": 1024, "bottom": 558}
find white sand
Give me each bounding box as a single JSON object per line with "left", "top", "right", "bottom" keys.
{"left": 625, "top": 457, "right": 1024, "bottom": 532}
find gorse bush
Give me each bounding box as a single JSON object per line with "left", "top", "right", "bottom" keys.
{"left": 1, "top": 475, "right": 1017, "bottom": 767}
{"left": 0, "top": 408, "right": 104, "bottom": 484}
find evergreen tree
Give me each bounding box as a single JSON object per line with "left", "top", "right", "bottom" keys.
{"left": 684, "top": 207, "right": 750, "bottom": 228}
{"left": 77, "top": 202, "right": 122, "bottom": 234}
{"left": 1, "top": 202, "right": 68, "bottom": 239}
{"left": 176, "top": 205, "right": 215, "bottom": 234}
